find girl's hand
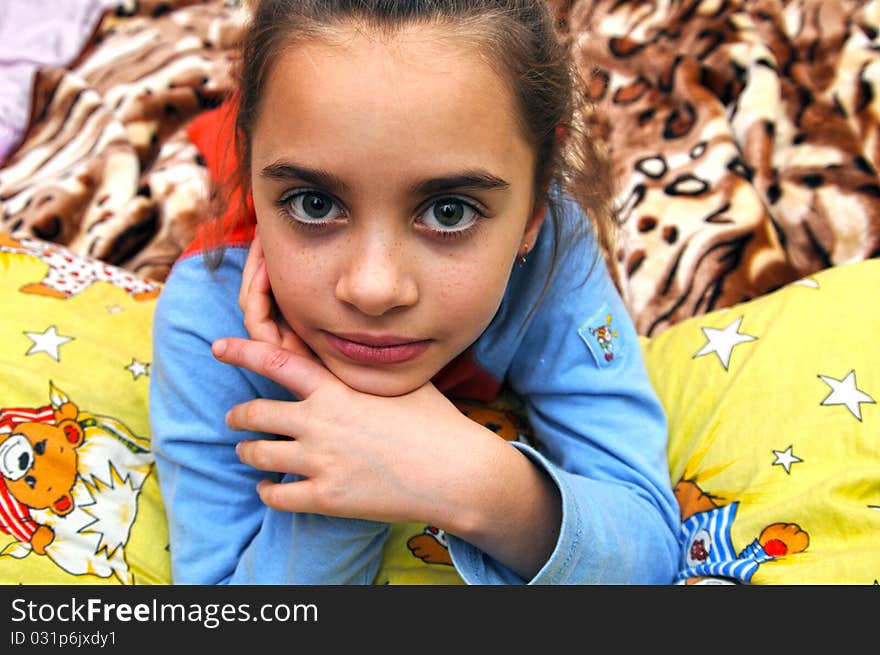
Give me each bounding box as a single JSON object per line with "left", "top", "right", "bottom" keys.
{"left": 213, "top": 336, "right": 562, "bottom": 579}
{"left": 212, "top": 336, "right": 510, "bottom": 532}
{"left": 238, "top": 231, "right": 313, "bottom": 358}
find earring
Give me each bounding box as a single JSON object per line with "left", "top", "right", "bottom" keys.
{"left": 518, "top": 244, "right": 531, "bottom": 266}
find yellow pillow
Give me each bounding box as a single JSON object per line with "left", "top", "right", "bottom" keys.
{"left": 0, "top": 233, "right": 170, "bottom": 585}
{"left": 7, "top": 229, "right": 873, "bottom": 586}
{"left": 642, "top": 258, "right": 879, "bottom": 584}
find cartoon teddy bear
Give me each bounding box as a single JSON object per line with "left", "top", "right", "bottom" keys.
{"left": 0, "top": 383, "right": 154, "bottom": 583}
{"left": 0, "top": 396, "right": 86, "bottom": 555}
{"left": 674, "top": 478, "right": 809, "bottom": 584}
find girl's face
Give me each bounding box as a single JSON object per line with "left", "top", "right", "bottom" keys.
{"left": 250, "top": 24, "right": 545, "bottom": 397}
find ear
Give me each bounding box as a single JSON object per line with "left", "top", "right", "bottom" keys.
{"left": 521, "top": 201, "right": 548, "bottom": 252}
{"left": 54, "top": 402, "right": 79, "bottom": 424}
{"left": 57, "top": 419, "right": 85, "bottom": 447}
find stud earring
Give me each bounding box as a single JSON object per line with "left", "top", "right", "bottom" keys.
{"left": 518, "top": 244, "right": 531, "bottom": 266}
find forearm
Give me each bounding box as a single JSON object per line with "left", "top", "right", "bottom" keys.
{"left": 461, "top": 444, "right": 561, "bottom": 580}
{"left": 416, "top": 417, "right": 561, "bottom": 581}
{"left": 446, "top": 442, "right": 680, "bottom": 585}
{"left": 155, "top": 431, "right": 391, "bottom": 584}
{"left": 228, "top": 498, "right": 389, "bottom": 584}
{"left": 152, "top": 359, "right": 392, "bottom": 584}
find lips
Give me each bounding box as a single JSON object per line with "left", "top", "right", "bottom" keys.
{"left": 324, "top": 332, "right": 431, "bottom": 365}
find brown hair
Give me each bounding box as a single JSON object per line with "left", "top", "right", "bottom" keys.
{"left": 211, "top": 0, "right": 618, "bottom": 299}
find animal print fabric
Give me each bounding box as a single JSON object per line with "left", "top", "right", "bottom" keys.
{"left": 2, "top": 0, "right": 880, "bottom": 334}
{"left": 0, "top": 0, "right": 246, "bottom": 282}
{"left": 557, "top": 0, "right": 880, "bottom": 334}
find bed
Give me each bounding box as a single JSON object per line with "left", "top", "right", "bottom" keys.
{"left": 0, "top": 0, "right": 876, "bottom": 585}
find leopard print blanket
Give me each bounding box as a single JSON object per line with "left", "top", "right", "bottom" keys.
{"left": 2, "top": 0, "right": 879, "bottom": 334}
{"left": 0, "top": 0, "right": 244, "bottom": 282}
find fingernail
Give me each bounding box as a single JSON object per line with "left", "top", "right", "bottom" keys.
{"left": 234, "top": 441, "right": 241, "bottom": 456}
{"left": 213, "top": 339, "right": 227, "bottom": 357}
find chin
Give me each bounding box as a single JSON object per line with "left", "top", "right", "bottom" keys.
{"left": 328, "top": 363, "right": 432, "bottom": 398}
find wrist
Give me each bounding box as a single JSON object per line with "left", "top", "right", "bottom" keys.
{"left": 430, "top": 420, "right": 527, "bottom": 542}
{"left": 413, "top": 416, "right": 506, "bottom": 538}
{"left": 434, "top": 431, "right": 563, "bottom": 580}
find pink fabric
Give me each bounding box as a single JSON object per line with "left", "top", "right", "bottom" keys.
{"left": 0, "top": 0, "right": 119, "bottom": 163}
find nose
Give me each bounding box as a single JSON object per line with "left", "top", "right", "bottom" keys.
{"left": 335, "top": 232, "right": 419, "bottom": 316}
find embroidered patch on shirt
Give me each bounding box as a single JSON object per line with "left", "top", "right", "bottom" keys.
{"left": 578, "top": 303, "right": 621, "bottom": 367}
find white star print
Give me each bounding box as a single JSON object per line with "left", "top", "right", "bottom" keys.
{"left": 772, "top": 445, "right": 802, "bottom": 474}
{"left": 818, "top": 370, "right": 875, "bottom": 421}
{"left": 693, "top": 316, "right": 757, "bottom": 370}
{"left": 24, "top": 326, "right": 74, "bottom": 361}
{"left": 125, "top": 358, "right": 150, "bottom": 380}
{"left": 106, "top": 305, "right": 124, "bottom": 314}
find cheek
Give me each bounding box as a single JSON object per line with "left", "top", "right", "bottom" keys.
{"left": 8, "top": 482, "right": 28, "bottom": 499}
{"left": 435, "top": 258, "right": 512, "bottom": 331}
{"left": 261, "top": 242, "right": 330, "bottom": 322}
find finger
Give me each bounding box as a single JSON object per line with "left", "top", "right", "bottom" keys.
{"left": 226, "top": 397, "right": 308, "bottom": 436}
{"left": 239, "top": 234, "right": 262, "bottom": 313}
{"left": 241, "top": 258, "right": 283, "bottom": 344}
{"left": 213, "top": 336, "right": 333, "bottom": 398}
{"left": 255, "top": 478, "right": 319, "bottom": 514}
{"left": 241, "top": 251, "right": 315, "bottom": 360}
{"left": 236, "top": 437, "right": 308, "bottom": 475}
{"left": 238, "top": 231, "right": 263, "bottom": 312}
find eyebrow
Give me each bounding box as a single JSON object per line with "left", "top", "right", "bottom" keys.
{"left": 261, "top": 162, "right": 350, "bottom": 193}
{"left": 412, "top": 172, "right": 510, "bottom": 196}
{"left": 260, "top": 161, "right": 510, "bottom": 195}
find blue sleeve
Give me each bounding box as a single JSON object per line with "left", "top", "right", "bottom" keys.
{"left": 149, "top": 249, "right": 389, "bottom": 584}
{"left": 446, "top": 208, "right": 680, "bottom": 584}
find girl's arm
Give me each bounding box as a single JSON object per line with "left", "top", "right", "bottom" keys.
{"left": 445, "top": 214, "right": 682, "bottom": 584}
{"left": 149, "top": 248, "right": 389, "bottom": 584}
{"left": 220, "top": 335, "right": 563, "bottom": 581}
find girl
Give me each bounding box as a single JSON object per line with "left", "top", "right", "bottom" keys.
{"left": 149, "top": 0, "right": 680, "bottom": 585}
